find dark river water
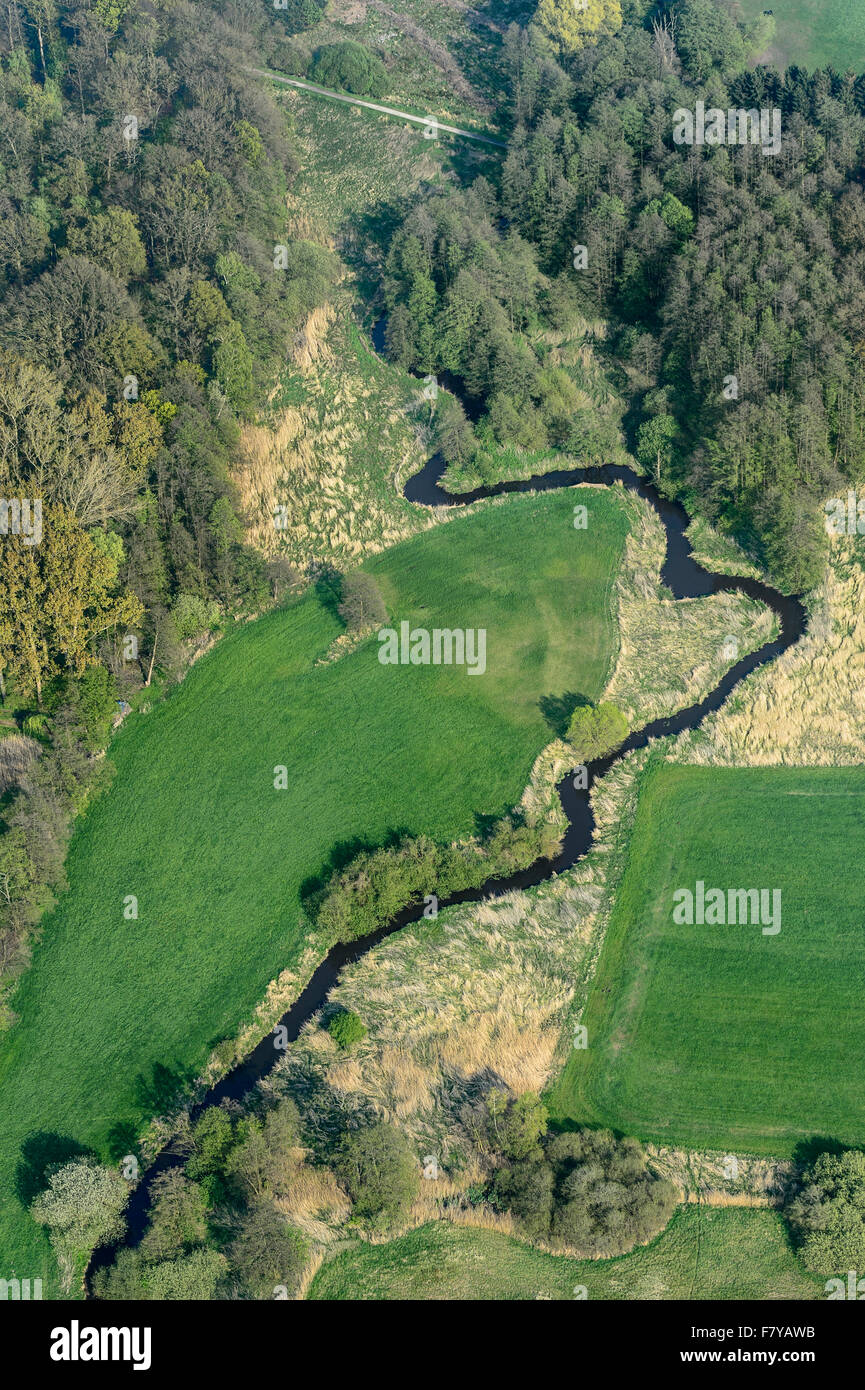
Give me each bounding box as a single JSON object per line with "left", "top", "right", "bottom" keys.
{"left": 86, "top": 332, "right": 806, "bottom": 1289}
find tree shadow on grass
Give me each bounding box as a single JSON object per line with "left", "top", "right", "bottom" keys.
{"left": 313, "top": 564, "right": 344, "bottom": 620}
{"left": 538, "top": 691, "right": 590, "bottom": 739}
{"left": 16, "top": 1131, "right": 94, "bottom": 1208}
{"left": 791, "top": 1135, "right": 855, "bottom": 1169}
{"left": 133, "top": 1061, "right": 195, "bottom": 1117}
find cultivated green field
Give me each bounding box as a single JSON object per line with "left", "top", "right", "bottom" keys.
{"left": 0, "top": 487, "right": 628, "bottom": 1290}
{"left": 308, "top": 1207, "right": 822, "bottom": 1300}
{"left": 740, "top": 0, "right": 865, "bottom": 72}
{"left": 550, "top": 762, "right": 865, "bottom": 1156}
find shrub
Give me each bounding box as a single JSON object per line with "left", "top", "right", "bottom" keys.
{"left": 171, "top": 592, "right": 219, "bottom": 641}
{"left": 139, "top": 1170, "right": 208, "bottom": 1264}
{"left": 487, "top": 1123, "right": 678, "bottom": 1257}
{"left": 30, "top": 1159, "right": 128, "bottom": 1272}
{"left": 328, "top": 1009, "right": 367, "bottom": 1050}
{"left": 785, "top": 1150, "right": 865, "bottom": 1276}
{"left": 546, "top": 1129, "right": 677, "bottom": 1257}
{"left": 310, "top": 41, "right": 388, "bottom": 99}
{"left": 20, "top": 715, "right": 49, "bottom": 741}
{"left": 566, "top": 700, "right": 629, "bottom": 762}
{"left": 313, "top": 818, "right": 559, "bottom": 945}
{"left": 228, "top": 1204, "right": 308, "bottom": 1299}
{"left": 143, "top": 1247, "right": 227, "bottom": 1300}
{"left": 492, "top": 1157, "right": 554, "bottom": 1240}
{"left": 337, "top": 571, "right": 387, "bottom": 632}
{"left": 276, "top": 0, "right": 324, "bottom": 38}
{"left": 334, "top": 1122, "right": 419, "bottom": 1228}
{"left": 485, "top": 1089, "right": 548, "bottom": 1161}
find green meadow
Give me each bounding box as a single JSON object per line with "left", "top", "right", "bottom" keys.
{"left": 308, "top": 1207, "right": 821, "bottom": 1301}
{"left": 739, "top": 0, "right": 865, "bottom": 72}
{"left": 0, "top": 487, "right": 628, "bottom": 1289}
{"left": 550, "top": 762, "right": 865, "bottom": 1156}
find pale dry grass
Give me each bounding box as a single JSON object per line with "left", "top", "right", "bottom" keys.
{"left": 0, "top": 733, "right": 41, "bottom": 792}
{"left": 604, "top": 489, "right": 777, "bottom": 725}
{"left": 267, "top": 750, "right": 643, "bottom": 1169}
{"left": 290, "top": 303, "right": 336, "bottom": 371}
{"left": 275, "top": 1156, "right": 352, "bottom": 1242}
{"left": 295, "top": 1247, "right": 326, "bottom": 1301}
{"left": 647, "top": 1145, "right": 793, "bottom": 1206}
{"left": 678, "top": 535, "right": 865, "bottom": 766}
{"left": 234, "top": 304, "right": 429, "bottom": 568}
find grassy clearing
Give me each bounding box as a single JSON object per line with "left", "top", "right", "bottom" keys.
{"left": 0, "top": 488, "right": 628, "bottom": 1290}
{"left": 307, "top": 1206, "right": 821, "bottom": 1300}
{"left": 264, "top": 492, "right": 778, "bottom": 1176}
{"left": 236, "top": 303, "right": 431, "bottom": 568}
{"left": 281, "top": 87, "right": 447, "bottom": 242}
{"left": 550, "top": 761, "right": 865, "bottom": 1156}
{"left": 289, "top": 0, "right": 510, "bottom": 126}
{"left": 739, "top": 0, "right": 865, "bottom": 72}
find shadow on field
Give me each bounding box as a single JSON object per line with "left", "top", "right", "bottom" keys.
{"left": 538, "top": 691, "right": 590, "bottom": 739}
{"left": 791, "top": 1135, "right": 853, "bottom": 1167}
{"left": 16, "top": 1130, "right": 94, "bottom": 1207}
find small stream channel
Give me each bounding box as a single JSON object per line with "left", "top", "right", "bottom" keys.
{"left": 86, "top": 335, "right": 806, "bottom": 1290}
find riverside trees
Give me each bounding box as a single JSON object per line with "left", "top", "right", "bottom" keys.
{"left": 382, "top": 2, "right": 865, "bottom": 592}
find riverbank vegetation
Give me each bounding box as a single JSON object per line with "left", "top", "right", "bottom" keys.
{"left": 379, "top": 1, "right": 865, "bottom": 593}
{"left": 0, "top": 487, "right": 627, "bottom": 1289}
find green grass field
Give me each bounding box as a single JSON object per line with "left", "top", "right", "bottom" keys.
{"left": 549, "top": 762, "right": 865, "bottom": 1156}
{"left": 0, "top": 488, "right": 628, "bottom": 1290}
{"left": 740, "top": 0, "right": 865, "bottom": 72}
{"left": 307, "top": 1207, "right": 822, "bottom": 1300}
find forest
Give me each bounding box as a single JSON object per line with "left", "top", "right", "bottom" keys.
{"left": 0, "top": 0, "right": 337, "bottom": 1016}
{"left": 383, "top": 0, "right": 865, "bottom": 594}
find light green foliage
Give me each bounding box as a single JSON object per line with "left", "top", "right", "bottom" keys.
{"left": 30, "top": 1159, "right": 127, "bottom": 1266}
{"left": 786, "top": 1151, "right": 865, "bottom": 1277}
{"left": 335, "top": 1122, "right": 419, "bottom": 1227}
{"left": 327, "top": 1009, "right": 367, "bottom": 1049}
{"left": 534, "top": 0, "right": 624, "bottom": 55}
{"left": 566, "top": 701, "right": 628, "bottom": 760}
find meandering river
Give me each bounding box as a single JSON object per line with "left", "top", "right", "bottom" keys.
{"left": 86, "top": 354, "right": 806, "bottom": 1289}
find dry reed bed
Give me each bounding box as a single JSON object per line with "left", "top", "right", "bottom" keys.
{"left": 605, "top": 489, "right": 777, "bottom": 726}
{"left": 233, "top": 304, "right": 429, "bottom": 571}
{"left": 677, "top": 536, "right": 865, "bottom": 766}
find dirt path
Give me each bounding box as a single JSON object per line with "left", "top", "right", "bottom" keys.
{"left": 247, "top": 68, "right": 508, "bottom": 146}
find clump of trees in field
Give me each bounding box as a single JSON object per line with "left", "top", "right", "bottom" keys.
{"left": 567, "top": 701, "right": 629, "bottom": 761}
{"left": 310, "top": 41, "right": 388, "bottom": 99}
{"left": 311, "top": 814, "right": 563, "bottom": 946}
{"left": 785, "top": 1149, "right": 865, "bottom": 1277}
{"left": 32, "top": 1159, "right": 129, "bottom": 1289}
{"left": 479, "top": 1091, "right": 678, "bottom": 1256}
{"left": 90, "top": 1093, "right": 420, "bottom": 1297}
{"left": 334, "top": 1122, "right": 419, "bottom": 1229}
